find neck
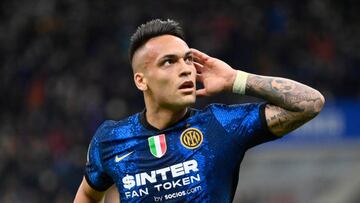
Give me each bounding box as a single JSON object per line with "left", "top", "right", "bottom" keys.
{"left": 145, "top": 106, "right": 188, "bottom": 130}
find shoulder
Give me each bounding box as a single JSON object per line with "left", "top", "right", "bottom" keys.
{"left": 199, "top": 103, "right": 265, "bottom": 126}
{"left": 202, "top": 103, "right": 264, "bottom": 115}
{"left": 92, "top": 112, "right": 141, "bottom": 141}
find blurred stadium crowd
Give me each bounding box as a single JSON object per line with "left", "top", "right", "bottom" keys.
{"left": 0, "top": 0, "right": 359, "bottom": 202}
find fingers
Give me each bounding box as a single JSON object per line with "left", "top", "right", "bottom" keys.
{"left": 196, "top": 73, "right": 203, "bottom": 82}
{"left": 195, "top": 74, "right": 208, "bottom": 97}
{"left": 191, "top": 48, "right": 210, "bottom": 64}
{"left": 196, "top": 88, "right": 208, "bottom": 97}
{"left": 191, "top": 48, "right": 213, "bottom": 97}
{"left": 194, "top": 62, "right": 204, "bottom": 74}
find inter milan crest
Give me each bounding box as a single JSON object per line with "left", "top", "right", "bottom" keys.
{"left": 180, "top": 128, "right": 203, "bottom": 149}
{"left": 148, "top": 134, "right": 167, "bottom": 158}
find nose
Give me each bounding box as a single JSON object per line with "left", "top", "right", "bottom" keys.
{"left": 179, "top": 59, "right": 193, "bottom": 77}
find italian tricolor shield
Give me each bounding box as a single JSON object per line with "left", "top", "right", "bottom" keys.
{"left": 148, "top": 134, "right": 167, "bottom": 158}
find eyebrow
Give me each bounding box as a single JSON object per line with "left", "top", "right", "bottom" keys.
{"left": 157, "top": 51, "right": 192, "bottom": 66}
{"left": 158, "top": 51, "right": 193, "bottom": 61}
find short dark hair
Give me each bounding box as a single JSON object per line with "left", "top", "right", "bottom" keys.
{"left": 129, "top": 19, "right": 185, "bottom": 63}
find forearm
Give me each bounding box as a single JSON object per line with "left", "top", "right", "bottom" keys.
{"left": 190, "top": 47, "right": 325, "bottom": 135}
{"left": 74, "top": 177, "right": 105, "bottom": 203}
{"left": 245, "top": 74, "right": 325, "bottom": 116}
{"left": 74, "top": 194, "right": 102, "bottom": 203}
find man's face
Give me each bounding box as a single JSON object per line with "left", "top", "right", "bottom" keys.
{"left": 132, "top": 35, "right": 196, "bottom": 110}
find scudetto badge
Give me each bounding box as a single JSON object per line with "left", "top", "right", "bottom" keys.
{"left": 148, "top": 134, "right": 167, "bottom": 158}
{"left": 180, "top": 128, "right": 203, "bottom": 149}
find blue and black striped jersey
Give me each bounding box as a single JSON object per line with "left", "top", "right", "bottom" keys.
{"left": 85, "top": 103, "right": 278, "bottom": 202}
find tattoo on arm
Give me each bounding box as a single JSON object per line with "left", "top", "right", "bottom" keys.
{"left": 265, "top": 105, "right": 312, "bottom": 136}
{"left": 246, "top": 75, "right": 325, "bottom": 136}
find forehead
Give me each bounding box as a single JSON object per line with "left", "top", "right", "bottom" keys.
{"left": 133, "top": 35, "right": 190, "bottom": 67}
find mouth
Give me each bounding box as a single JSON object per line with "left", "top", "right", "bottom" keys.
{"left": 178, "top": 81, "right": 195, "bottom": 92}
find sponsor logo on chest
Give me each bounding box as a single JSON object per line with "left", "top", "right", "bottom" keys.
{"left": 122, "top": 159, "right": 202, "bottom": 200}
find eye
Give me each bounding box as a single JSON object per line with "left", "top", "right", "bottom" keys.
{"left": 163, "top": 59, "right": 175, "bottom": 66}
{"left": 185, "top": 55, "right": 194, "bottom": 64}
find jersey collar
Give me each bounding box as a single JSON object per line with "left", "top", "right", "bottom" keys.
{"left": 140, "top": 108, "right": 195, "bottom": 131}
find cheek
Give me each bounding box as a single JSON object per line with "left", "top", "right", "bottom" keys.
{"left": 146, "top": 67, "right": 180, "bottom": 92}
{"left": 148, "top": 73, "right": 174, "bottom": 92}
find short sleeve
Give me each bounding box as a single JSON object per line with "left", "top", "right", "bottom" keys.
{"left": 210, "top": 103, "right": 279, "bottom": 150}
{"left": 84, "top": 121, "right": 114, "bottom": 191}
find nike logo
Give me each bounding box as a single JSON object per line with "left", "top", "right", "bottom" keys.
{"left": 115, "top": 151, "right": 134, "bottom": 163}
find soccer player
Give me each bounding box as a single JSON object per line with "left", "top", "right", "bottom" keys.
{"left": 74, "top": 19, "right": 325, "bottom": 203}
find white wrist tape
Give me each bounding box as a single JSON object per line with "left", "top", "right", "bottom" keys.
{"left": 232, "top": 70, "right": 249, "bottom": 95}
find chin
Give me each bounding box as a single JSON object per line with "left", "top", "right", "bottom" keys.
{"left": 181, "top": 96, "right": 196, "bottom": 106}
{"left": 173, "top": 95, "right": 196, "bottom": 108}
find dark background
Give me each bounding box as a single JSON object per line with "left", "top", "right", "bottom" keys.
{"left": 1, "top": 0, "right": 359, "bottom": 202}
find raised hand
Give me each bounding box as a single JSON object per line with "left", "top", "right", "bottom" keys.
{"left": 191, "top": 49, "right": 237, "bottom": 97}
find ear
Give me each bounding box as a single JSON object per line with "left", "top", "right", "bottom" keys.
{"left": 134, "top": 72, "right": 148, "bottom": 91}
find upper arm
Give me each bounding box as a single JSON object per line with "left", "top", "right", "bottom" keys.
{"left": 85, "top": 122, "right": 114, "bottom": 191}
{"left": 76, "top": 121, "right": 119, "bottom": 202}
{"left": 74, "top": 177, "right": 106, "bottom": 203}
{"left": 104, "top": 185, "right": 120, "bottom": 203}
{"left": 246, "top": 74, "right": 325, "bottom": 137}
{"left": 210, "top": 103, "right": 278, "bottom": 148}
{"left": 265, "top": 104, "right": 316, "bottom": 136}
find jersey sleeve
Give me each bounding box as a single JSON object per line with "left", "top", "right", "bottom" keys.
{"left": 84, "top": 121, "right": 114, "bottom": 191}
{"left": 210, "top": 103, "right": 279, "bottom": 150}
